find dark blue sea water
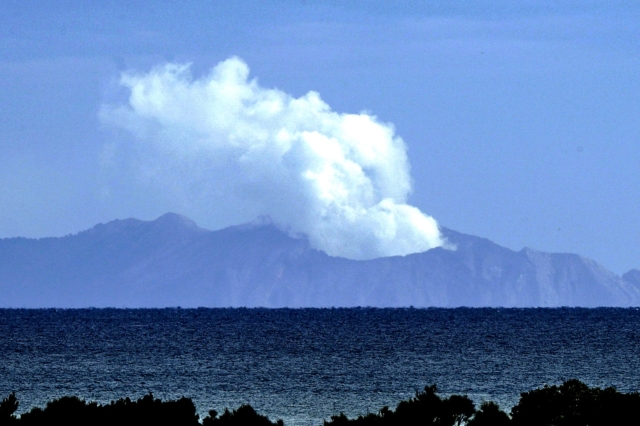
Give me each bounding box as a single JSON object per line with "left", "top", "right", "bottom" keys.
{"left": 1, "top": 308, "right": 640, "bottom": 425}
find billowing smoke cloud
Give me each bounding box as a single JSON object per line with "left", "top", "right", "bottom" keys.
{"left": 101, "top": 57, "right": 444, "bottom": 260}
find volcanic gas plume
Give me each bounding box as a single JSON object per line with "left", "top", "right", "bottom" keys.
{"left": 101, "top": 57, "right": 444, "bottom": 259}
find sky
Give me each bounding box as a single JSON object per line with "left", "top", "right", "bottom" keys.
{"left": 0, "top": 1, "right": 638, "bottom": 270}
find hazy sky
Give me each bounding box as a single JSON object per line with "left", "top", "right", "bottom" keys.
{"left": 1, "top": 1, "right": 638, "bottom": 271}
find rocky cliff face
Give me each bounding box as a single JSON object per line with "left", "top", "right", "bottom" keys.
{"left": 0, "top": 213, "right": 637, "bottom": 307}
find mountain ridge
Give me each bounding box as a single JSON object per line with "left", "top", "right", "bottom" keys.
{"left": 0, "top": 213, "right": 637, "bottom": 308}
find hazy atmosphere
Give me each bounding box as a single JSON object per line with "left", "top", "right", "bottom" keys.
{"left": 1, "top": 1, "right": 638, "bottom": 271}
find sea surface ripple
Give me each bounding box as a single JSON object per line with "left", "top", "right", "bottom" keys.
{"left": 1, "top": 308, "right": 640, "bottom": 425}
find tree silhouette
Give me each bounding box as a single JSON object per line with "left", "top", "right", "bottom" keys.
{"left": 324, "top": 385, "right": 475, "bottom": 426}
{"left": 442, "top": 394, "right": 475, "bottom": 426}
{"left": 511, "top": 379, "right": 640, "bottom": 426}
{"left": 4, "top": 379, "right": 640, "bottom": 426}
{"left": 16, "top": 393, "right": 200, "bottom": 426}
{"left": 0, "top": 393, "right": 18, "bottom": 425}
{"left": 202, "top": 404, "right": 283, "bottom": 426}
{"left": 468, "top": 401, "right": 510, "bottom": 426}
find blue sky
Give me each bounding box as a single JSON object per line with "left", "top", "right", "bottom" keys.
{"left": 1, "top": 1, "right": 638, "bottom": 271}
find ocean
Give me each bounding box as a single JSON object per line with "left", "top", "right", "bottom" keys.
{"left": 1, "top": 308, "right": 639, "bottom": 425}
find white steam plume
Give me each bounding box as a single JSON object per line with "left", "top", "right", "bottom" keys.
{"left": 101, "top": 57, "right": 444, "bottom": 260}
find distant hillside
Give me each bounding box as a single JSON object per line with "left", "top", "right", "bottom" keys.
{"left": 0, "top": 213, "right": 638, "bottom": 307}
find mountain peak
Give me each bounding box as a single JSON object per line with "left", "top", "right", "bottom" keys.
{"left": 78, "top": 213, "right": 205, "bottom": 240}
{"left": 152, "top": 212, "right": 204, "bottom": 231}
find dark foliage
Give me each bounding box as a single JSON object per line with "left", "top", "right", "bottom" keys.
{"left": 511, "top": 379, "right": 640, "bottom": 426}
{"left": 467, "top": 402, "right": 510, "bottom": 426}
{"left": 3, "top": 379, "right": 640, "bottom": 426}
{"left": 324, "top": 385, "right": 475, "bottom": 426}
{"left": 202, "top": 404, "right": 283, "bottom": 426}
{"left": 3, "top": 393, "right": 281, "bottom": 426}
{"left": 322, "top": 380, "right": 640, "bottom": 426}
{"left": 0, "top": 393, "right": 19, "bottom": 425}
{"left": 16, "top": 393, "right": 199, "bottom": 426}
